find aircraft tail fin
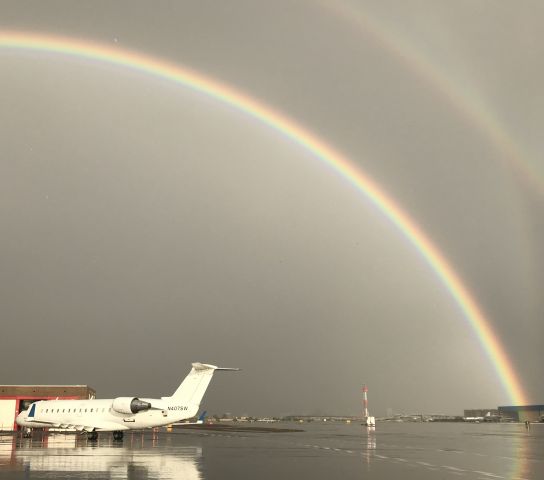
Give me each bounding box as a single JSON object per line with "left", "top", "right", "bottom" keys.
{"left": 169, "top": 363, "right": 239, "bottom": 412}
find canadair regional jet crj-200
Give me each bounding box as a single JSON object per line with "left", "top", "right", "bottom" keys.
{"left": 16, "top": 362, "right": 239, "bottom": 440}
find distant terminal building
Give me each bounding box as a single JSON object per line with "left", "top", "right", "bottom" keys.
{"left": 463, "top": 409, "right": 499, "bottom": 418}
{"left": 0, "top": 385, "right": 95, "bottom": 431}
{"left": 498, "top": 405, "right": 544, "bottom": 423}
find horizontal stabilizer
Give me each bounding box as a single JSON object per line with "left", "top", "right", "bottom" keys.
{"left": 191, "top": 363, "right": 240, "bottom": 371}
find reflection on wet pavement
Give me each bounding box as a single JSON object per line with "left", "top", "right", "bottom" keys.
{"left": 0, "top": 431, "right": 201, "bottom": 479}
{"left": 0, "top": 423, "right": 542, "bottom": 479}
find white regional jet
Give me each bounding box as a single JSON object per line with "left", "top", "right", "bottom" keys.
{"left": 16, "top": 362, "right": 238, "bottom": 440}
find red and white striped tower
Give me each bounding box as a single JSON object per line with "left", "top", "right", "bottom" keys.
{"left": 362, "top": 385, "right": 369, "bottom": 418}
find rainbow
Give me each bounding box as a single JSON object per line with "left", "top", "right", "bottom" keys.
{"left": 319, "top": 0, "right": 544, "bottom": 195}
{"left": 0, "top": 31, "right": 528, "bottom": 405}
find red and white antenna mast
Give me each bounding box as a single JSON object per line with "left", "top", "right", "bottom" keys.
{"left": 362, "top": 384, "right": 375, "bottom": 427}
{"left": 362, "top": 385, "right": 369, "bottom": 418}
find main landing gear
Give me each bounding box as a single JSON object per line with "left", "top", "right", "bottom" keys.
{"left": 112, "top": 431, "right": 124, "bottom": 441}
{"left": 87, "top": 431, "right": 98, "bottom": 441}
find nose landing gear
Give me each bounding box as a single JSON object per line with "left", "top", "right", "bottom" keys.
{"left": 112, "top": 431, "right": 124, "bottom": 441}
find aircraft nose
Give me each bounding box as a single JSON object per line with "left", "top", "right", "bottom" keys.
{"left": 15, "top": 410, "right": 28, "bottom": 426}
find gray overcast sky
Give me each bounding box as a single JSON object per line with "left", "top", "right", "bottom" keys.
{"left": 1, "top": 1, "right": 542, "bottom": 416}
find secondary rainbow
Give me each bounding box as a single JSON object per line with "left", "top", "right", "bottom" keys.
{"left": 320, "top": 0, "right": 543, "bottom": 195}
{"left": 0, "top": 31, "right": 528, "bottom": 405}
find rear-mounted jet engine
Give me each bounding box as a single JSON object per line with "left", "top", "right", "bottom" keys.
{"left": 112, "top": 397, "right": 152, "bottom": 414}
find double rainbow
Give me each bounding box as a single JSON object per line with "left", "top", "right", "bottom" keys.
{"left": 321, "top": 0, "right": 543, "bottom": 196}
{"left": 0, "top": 31, "right": 527, "bottom": 405}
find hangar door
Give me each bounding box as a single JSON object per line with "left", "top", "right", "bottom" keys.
{"left": 0, "top": 400, "right": 16, "bottom": 431}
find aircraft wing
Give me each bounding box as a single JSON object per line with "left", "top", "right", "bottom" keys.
{"left": 29, "top": 418, "right": 125, "bottom": 432}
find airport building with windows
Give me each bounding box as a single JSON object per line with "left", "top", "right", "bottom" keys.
{"left": 0, "top": 385, "right": 95, "bottom": 431}
{"left": 497, "top": 405, "right": 544, "bottom": 423}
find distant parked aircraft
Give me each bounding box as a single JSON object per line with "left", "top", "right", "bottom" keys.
{"left": 176, "top": 410, "right": 208, "bottom": 426}
{"left": 464, "top": 411, "right": 500, "bottom": 423}
{"left": 195, "top": 410, "right": 207, "bottom": 424}
{"left": 463, "top": 416, "right": 484, "bottom": 422}
{"left": 16, "top": 363, "right": 238, "bottom": 440}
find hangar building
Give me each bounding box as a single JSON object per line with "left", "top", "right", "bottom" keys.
{"left": 498, "top": 405, "right": 544, "bottom": 422}
{"left": 0, "top": 385, "right": 95, "bottom": 431}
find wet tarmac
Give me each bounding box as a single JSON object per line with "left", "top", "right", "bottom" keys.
{"left": 0, "top": 422, "right": 542, "bottom": 479}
